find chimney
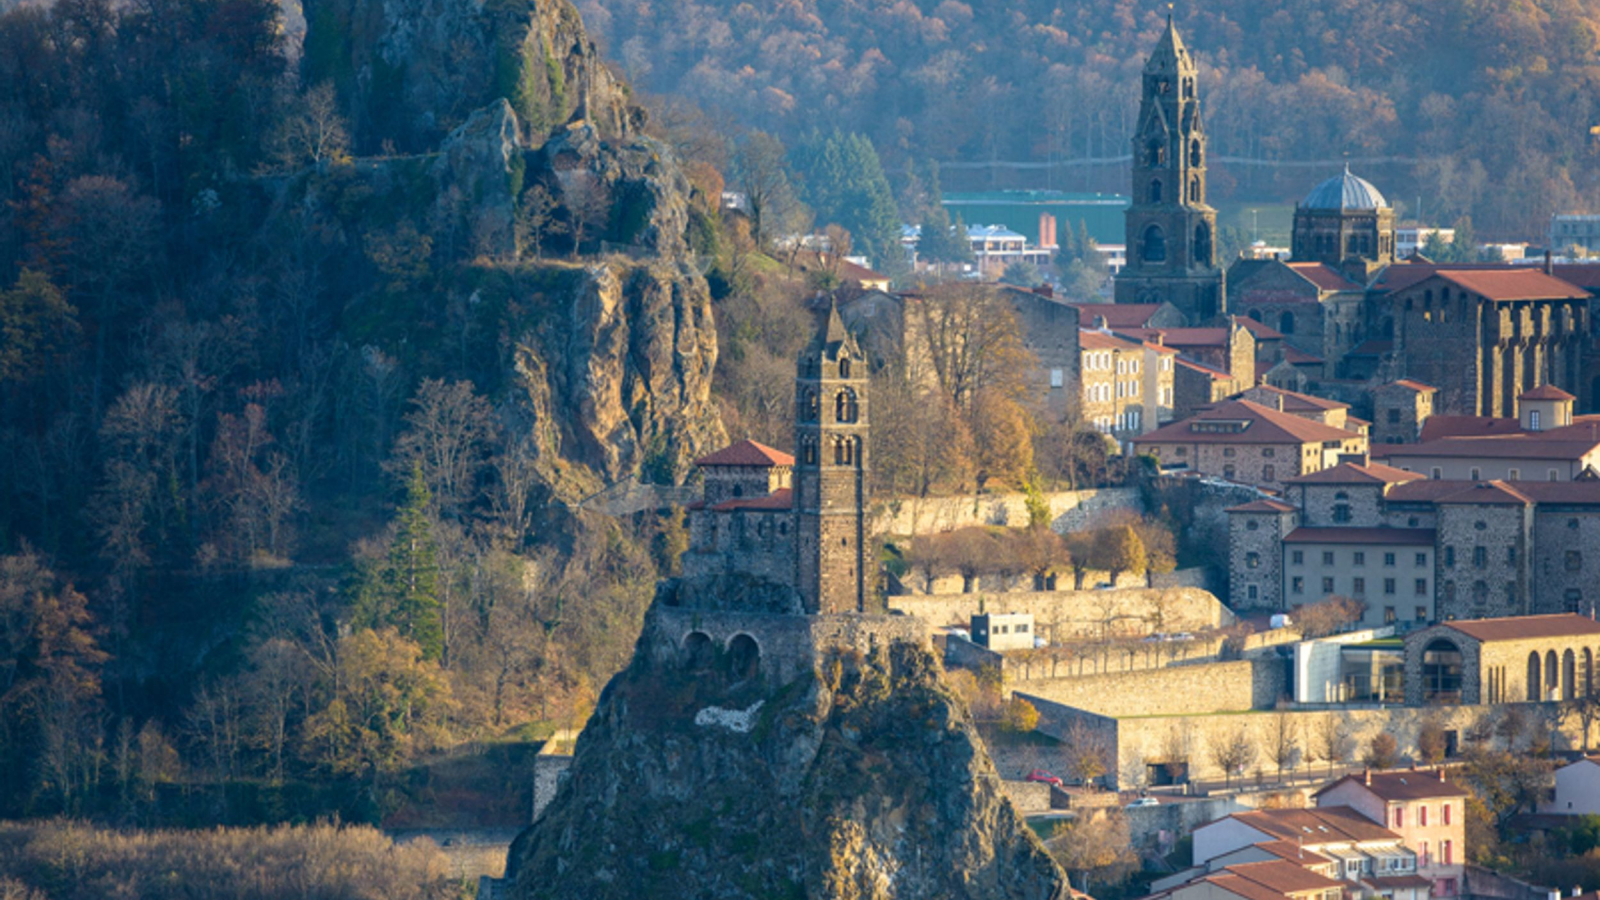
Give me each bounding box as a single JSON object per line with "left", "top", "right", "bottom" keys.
{"left": 1545, "top": 249, "right": 1554, "bottom": 275}
{"left": 1093, "top": 315, "right": 1108, "bottom": 330}
{"left": 1573, "top": 889, "right": 1582, "bottom": 898}
{"left": 1438, "top": 767, "right": 1446, "bottom": 782}
{"left": 1363, "top": 768, "right": 1372, "bottom": 785}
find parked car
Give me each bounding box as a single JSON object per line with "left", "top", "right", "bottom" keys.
{"left": 1125, "top": 797, "right": 1160, "bottom": 808}
{"left": 1025, "top": 769, "right": 1064, "bottom": 789}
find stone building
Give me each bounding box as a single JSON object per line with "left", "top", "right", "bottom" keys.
{"left": 1228, "top": 259, "right": 1368, "bottom": 379}
{"left": 1313, "top": 771, "right": 1465, "bottom": 897}
{"left": 1077, "top": 328, "right": 1178, "bottom": 438}
{"left": 1134, "top": 398, "right": 1369, "bottom": 491}
{"left": 1113, "top": 17, "right": 1226, "bottom": 324}
{"left": 1290, "top": 168, "right": 1397, "bottom": 282}
{"left": 1391, "top": 268, "right": 1589, "bottom": 417}
{"left": 1401, "top": 614, "right": 1600, "bottom": 705}
{"left": 1372, "top": 380, "right": 1436, "bottom": 445}
{"left": 1372, "top": 388, "right": 1600, "bottom": 481}
{"left": 1225, "top": 454, "right": 1600, "bottom": 619}
{"left": 679, "top": 308, "right": 871, "bottom": 613}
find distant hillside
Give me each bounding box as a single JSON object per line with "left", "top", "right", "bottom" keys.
{"left": 576, "top": 0, "right": 1600, "bottom": 236}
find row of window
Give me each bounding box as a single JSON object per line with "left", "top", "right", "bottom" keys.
{"left": 1420, "top": 465, "right": 1563, "bottom": 481}
{"left": 1289, "top": 550, "right": 1428, "bottom": 568}
{"left": 1290, "top": 575, "right": 1427, "bottom": 597}
{"left": 1090, "top": 410, "right": 1144, "bottom": 433}
{"left": 1083, "top": 381, "right": 1142, "bottom": 402}
{"left": 1396, "top": 802, "right": 1453, "bottom": 829}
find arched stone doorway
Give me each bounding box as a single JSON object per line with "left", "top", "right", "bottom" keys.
{"left": 684, "top": 631, "right": 715, "bottom": 671}
{"left": 1421, "top": 639, "right": 1463, "bottom": 703}
{"left": 728, "top": 634, "right": 761, "bottom": 681}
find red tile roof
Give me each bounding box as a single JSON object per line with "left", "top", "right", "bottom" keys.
{"left": 1079, "top": 329, "right": 1144, "bottom": 351}
{"left": 1286, "top": 462, "right": 1424, "bottom": 485}
{"left": 1520, "top": 384, "right": 1576, "bottom": 401}
{"left": 1234, "top": 317, "right": 1285, "bottom": 339}
{"left": 1221, "top": 861, "right": 1346, "bottom": 895}
{"left": 695, "top": 439, "right": 795, "bottom": 467}
{"left": 1222, "top": 807, "right": 1400, "bottom": 844}
{"left": 1175, "top": 358, "right": 1235, "bottom": 380}
{"left": 1434, "top": 269, "right": 1590, "bottom": 301}
{"left": 1283, "top": 346, "right": 1324, "bottom": 364}
{"left": 708, "top": 487, "right": 793, "bottom": 512}
{"left": 1284, "top": 527, "right": 1435, "bottom": 545}
{"left": 1201, "top": 874, "right": 1292, "bottom": 900}
{"left": 1228, "top": 499, "right": 1299, "bottom": 513}
{"left": 1379, "top": 429, "right": 1600, "bottom": 461}
{"left": 1135, "top": 400, "right": 1365, "bottom": 447}
{"left": 1432, "top": 481, "right": 1533, "bottom": 504}
{"left": 1313, "top": 768, "right": 1466, "bottom": 802}
{"left": 1287, "top": 262, "right": 1362, "bottom": 292}
{"left": 1248, "top": 841, "right": 1333, "bottom": 866}
{"left": 1066, "top": 302, "right": 1165, "bottom": 328}
{"left": 1156, "top": 327, "right": 1230, "bottom": 347}
{"left": 1442, "top": 613, "right": 1600, "bottom": 642}
{"left": 1243, "top": 385, "right": 1348, "bottom": 412}
{"left": 1417, "top": 415, "right": 1521, "bottom": 441}
{"left": 1390, "top": 379, "right": 1437, "bottom": 393}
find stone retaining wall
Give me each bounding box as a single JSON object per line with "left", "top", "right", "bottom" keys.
{"left": 1009, "top": 658, "right": 1285, "bottom": 718}
{"left": 1024, "top": 697, "right": 1569, "bottom": 790}
{"left": 1000, "top": 780, "right": 1054, "bottom": 814}
{"left": 870, "top": 487, "right": 1142, "bottom": 537}
{"left": 888, "top": 587, "right": 1233, "bottom": 638}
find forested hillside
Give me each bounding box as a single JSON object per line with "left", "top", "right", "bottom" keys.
{"left": 577, "top": 0, "right": 1600, "bottom": 235}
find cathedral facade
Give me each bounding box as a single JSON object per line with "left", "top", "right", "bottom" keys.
{"left": 1113, "top": 17, "right": 1226, "bottom": 325}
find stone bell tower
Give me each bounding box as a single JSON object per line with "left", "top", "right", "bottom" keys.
{"left": 793, "top": 301, "right": 869, "bottom": 615}
{"left": 1113, "top": 15, "right": 1225, "bottom": 324}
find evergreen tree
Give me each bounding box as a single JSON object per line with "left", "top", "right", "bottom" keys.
{"left": 353, "top": 463, "right": 444, "bottom": 660}
{"left": 791, "top": 130, "right": 905, "bottom": 274}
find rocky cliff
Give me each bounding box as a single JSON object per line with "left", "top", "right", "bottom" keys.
{"left": 290, "top": 0, "right": 724, "bottom": 499}
{"left": 505, "top": 610, "right": 1068, "bottom": 900}
{"left": 304, "top": 0, "right": 638, "bottom": 152}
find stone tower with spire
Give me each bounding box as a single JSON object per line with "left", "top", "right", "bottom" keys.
{"left": 793, "top": 301, "right": 870, "bottom": 614}
{"left": 1113, "top": 15, "right": 1225, "bottom": 324}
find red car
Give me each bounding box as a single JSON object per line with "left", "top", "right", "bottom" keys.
{"left": 1025, "top": 769, "right": 1064, "bottom": 789}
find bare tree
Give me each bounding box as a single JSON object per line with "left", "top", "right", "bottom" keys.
{"left": 389, "top": 379, "right": 500, "bottom": 519}
{"left": 274, "top": 82, "right": 350, "bottom": 169}
{"left": 1065, "top": 718, "right": 1113, "bottom": 789}
{"left": 514, "top": 185, "right": 562, "bottom": 260}
{"left": 1270, "top": 712, "right": 1300, "bottom": 780}
{"left": 732, "top": 131, "right": 803, "bottom": 250}
{"left": 564, "top": 173, "right": 612, "bottom": 258}
{"left": 1047, "top": 812, "right": 1138, "bottom": 894}
{"left": 1313, "top": 713, "right": 1352, "bottom": 776}
{"left": 1210, "top": 724, "right": 1258, "bottom": 789}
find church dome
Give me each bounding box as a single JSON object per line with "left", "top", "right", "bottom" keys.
{"left": 1302, "top": 168, "right": 1388, "bottom": 210}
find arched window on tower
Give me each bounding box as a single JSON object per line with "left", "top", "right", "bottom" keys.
{"left": 803, "top": 388, "right": 819, "bottom": 422}
{"left": 1184, "top": 78, "right": 1194, "bottom": 99}
{"left": 838, "top": 356, "right": 851, "bottom": 378}
{"left": 1147, "top": 140, "right": 1165, "bottom": 166}
{"left": 1194, "top": 222, "right": 1212, "bottom": 265}
{"left": 1279, "top": 311, "right": 1296, "bottom": 335}
{"left": 1150, "top": 179, "right": 1163, "bottom": 203}
{"left": 1190, "top": 139, "right": 1201, "bottom": 167}
{"left": 834, "top": 389, "right": 858, "bottom": 423}
{"left": 802, "top": 438, "right": 817, "bottom": 465}
{"left": 1142, "top": 224, "right": 1167, "bottom": 262}
{"left": 834, "top": 437, "right": 854, "bottom": 466}
{"left": 1189, "top": 177, "right": 1200, "bottom": 203}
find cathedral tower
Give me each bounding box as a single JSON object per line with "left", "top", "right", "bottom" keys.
{"left": 1113, "top": 16, "right": 1225, "bottom": 324}
{"left": 793, "top": 302, "right": 869, "bottom": 615}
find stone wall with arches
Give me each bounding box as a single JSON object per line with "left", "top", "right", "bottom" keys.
{"left": 645, "top": 605, "right": 930, "bottom": 685}
{"left": 1402, "top": 619, "right": 1600, "bottom": 706}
